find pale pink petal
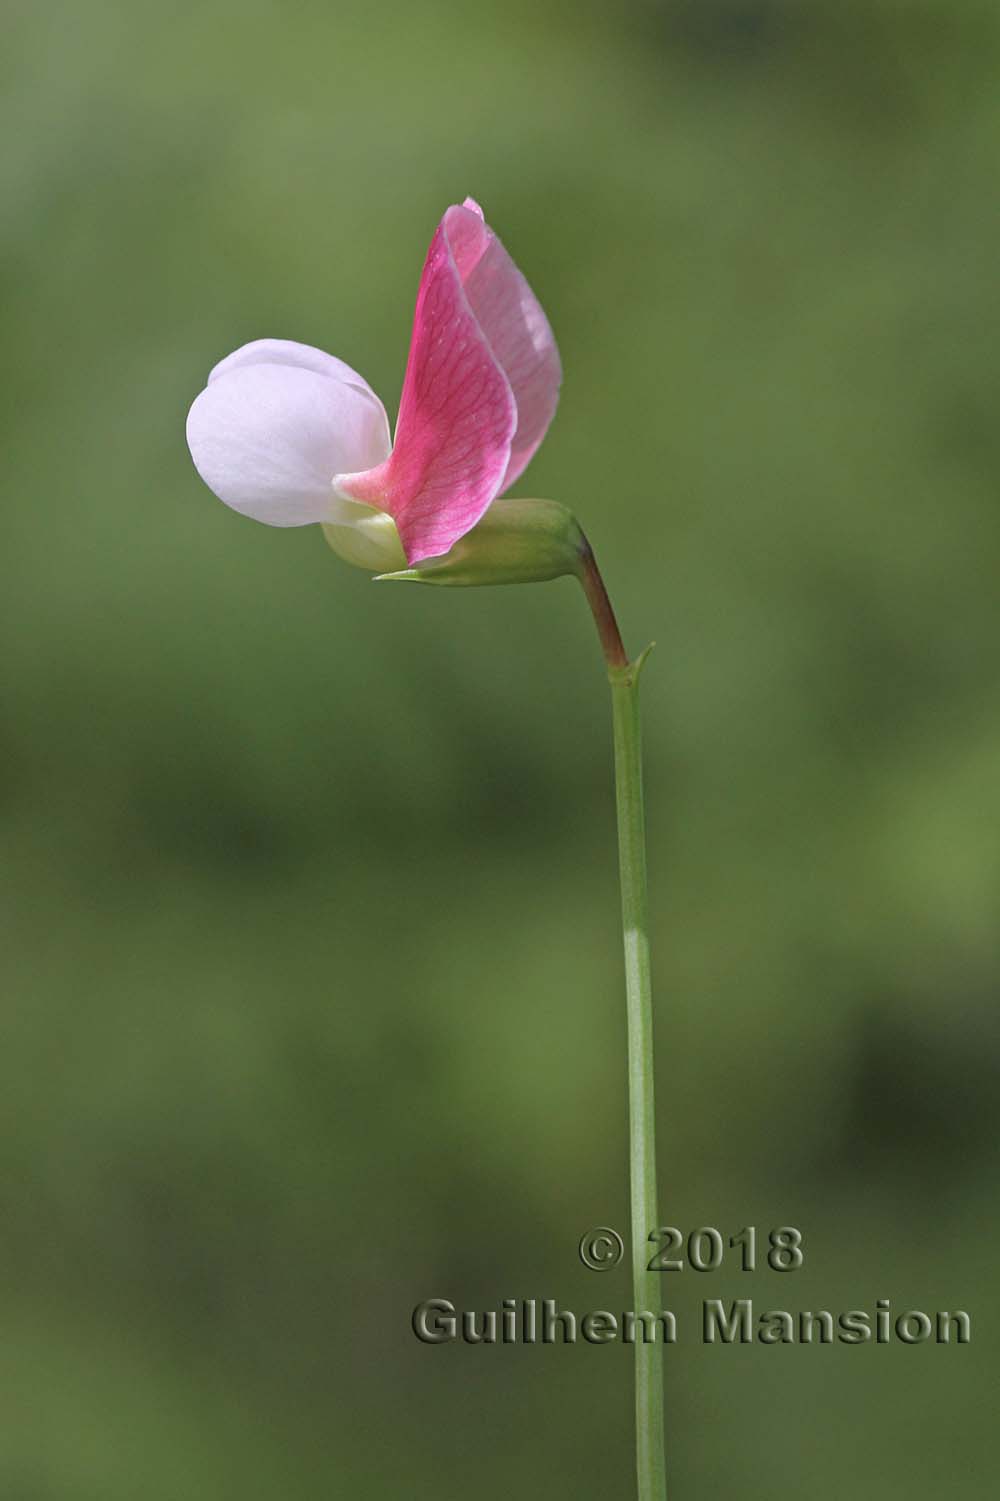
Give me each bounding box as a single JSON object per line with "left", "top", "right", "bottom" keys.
{"left": 443, "top": 201, "right": 561, "bottom": 490}
{"left": 208, "top": 338, "right": 381, "bottom": 406}
{"left": 339, "top": 220, "right": 517, "bottom": 564}
{"left": 207, "top": 340, "right": 391, "bottom": 474}
{"left": 187, "top": 362, "right": 391, "bottom": 527}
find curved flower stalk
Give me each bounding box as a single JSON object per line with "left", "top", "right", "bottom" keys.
{"left": 185, "top": 200, "right": 666, "bottom": 1501}
{"left": 187, "top": 198, "right": 563, "bottom": 574}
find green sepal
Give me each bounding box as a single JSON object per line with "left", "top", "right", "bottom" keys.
{"left": 375, "top": 498, "right": 586, "bottom": 587}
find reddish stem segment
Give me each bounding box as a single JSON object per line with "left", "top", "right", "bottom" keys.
{"left": 578, "top": 539, "right": 628, "bottom": 670}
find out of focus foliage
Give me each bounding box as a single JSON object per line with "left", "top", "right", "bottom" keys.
{"left": 1, "top": 1, "right": 997, "bottom": 1495}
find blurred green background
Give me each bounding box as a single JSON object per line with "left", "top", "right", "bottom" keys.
{"left": 2, "top": 0, "right": 998, "bottom": 1495}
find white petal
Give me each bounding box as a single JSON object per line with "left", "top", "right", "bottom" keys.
{"left": 207, "top": 340, "right": 391, "bottom": 458}
{"left": 208, "top": 338, "right": 376, "bottom": 400}
{"left": 186, "top": 362, "right": 392, "bottom": 527}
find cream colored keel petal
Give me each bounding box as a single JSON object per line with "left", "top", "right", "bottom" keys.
{"left": 322, "top": 495, "right": 407, "bottom": 573}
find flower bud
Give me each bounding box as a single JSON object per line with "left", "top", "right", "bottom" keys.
{"left": 374, "top": 498, "right": 586, "bottom": 587}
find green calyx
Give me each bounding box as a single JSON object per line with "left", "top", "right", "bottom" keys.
{"left": 375, "top": 498, "right": 587, "bottom": 587}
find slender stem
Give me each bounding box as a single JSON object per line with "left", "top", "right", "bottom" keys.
{"left": 578, "top": 544, "right": 667, "bottom": 1501}
{"left": 610, "top": 649, "right": 665, "bottom": 1501}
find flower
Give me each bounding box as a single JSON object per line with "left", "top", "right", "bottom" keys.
{"left": 186, "top": 198, "right": 563, "bottom": 577}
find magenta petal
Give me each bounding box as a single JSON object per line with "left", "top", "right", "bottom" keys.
{"left": 443, "top": 202, "right": 561, "bottom": 491}
{"left": 341, "top": 219, "right": 518, "bottom": 564}
{"left": 340, "top": 202, "right": 560, "bottom": 566}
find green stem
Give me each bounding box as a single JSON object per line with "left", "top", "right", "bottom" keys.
{"left": 579, "top": 546, "right": 667, "bottom": 1501}
{"left": 610, "top": 647, "right": 665, "bottom": 1501}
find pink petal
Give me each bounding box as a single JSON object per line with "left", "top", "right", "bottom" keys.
{"left": 445, "top": 200, "right": 561, "bottom": 490}
{"left": 339, "top": 201, "right": 560, "bottom": 565}
{"left": 339, "top": 221, "right": 514, "bottom": 563}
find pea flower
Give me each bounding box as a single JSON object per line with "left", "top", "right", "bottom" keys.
{"left": 186, "top": 198, "right": 568, "bottom": 579}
